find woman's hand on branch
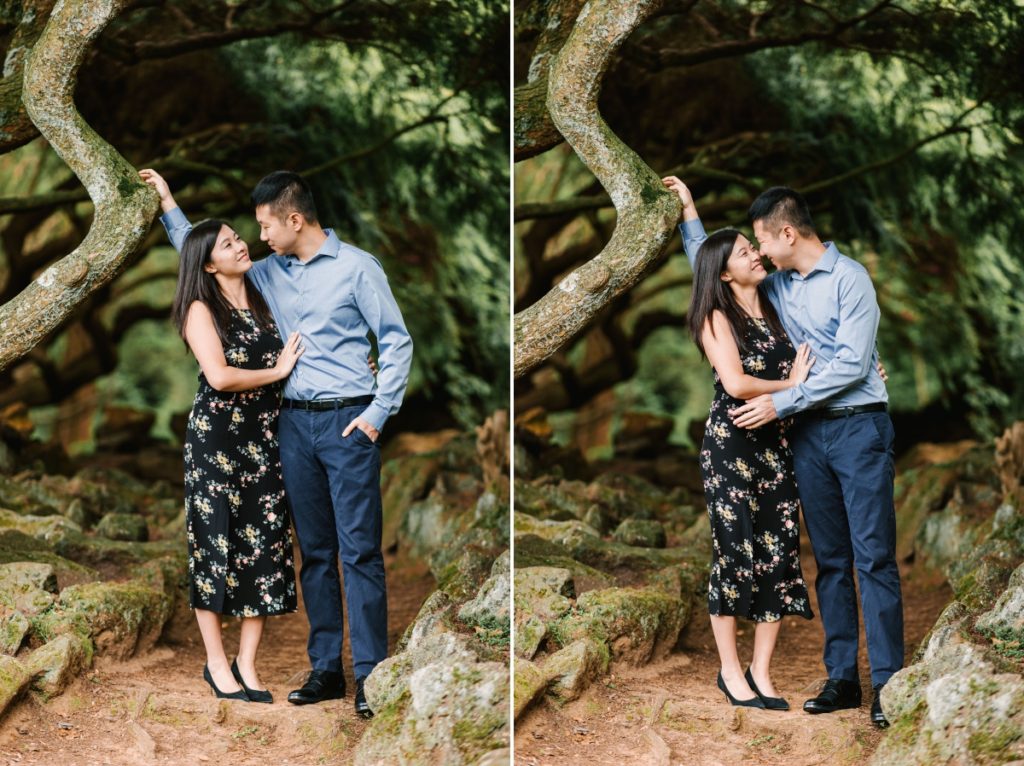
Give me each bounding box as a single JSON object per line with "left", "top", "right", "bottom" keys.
{"left": 139, "top": 169, "right": 178, "bottom": 213}
{"left": 788, "top": 343, "right": 815, "bottom": 385}
{"left": 274, "top": 332, "right": 305, "bottom": 379}
{"left": 661, "top": 176, "right": 697, "bottom": 221}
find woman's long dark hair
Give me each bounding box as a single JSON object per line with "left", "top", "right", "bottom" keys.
{"left": 687, "top": 228, "right": 787, "bottom": 359}
{"left": 170, "top": 219, "right": 275, "bottom": 351}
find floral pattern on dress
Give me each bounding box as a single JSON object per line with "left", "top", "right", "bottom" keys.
{"left": 700, "top": 317, "right": 813, "bottom": 623}
{"left": 184, "top": 309, "right": 297, "bottom": 616}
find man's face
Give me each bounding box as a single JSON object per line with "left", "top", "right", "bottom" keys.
{"left": 255, "top": 204, "right": 298, "bottom": 255}
{"left": 752, "top": 219, "right": 793, "bottom": 270}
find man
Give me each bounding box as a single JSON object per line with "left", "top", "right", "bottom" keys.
{"left": 663, "top": 177, "right": 902, "bottom": 728}
{"left": 157, "top": 170, "right": 413, "bottom": 718}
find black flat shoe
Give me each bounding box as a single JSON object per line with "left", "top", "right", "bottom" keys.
{"left": 203, "top": 664, "right": 249, "bottom": 701}
{"left": 287, "top": 669, "right": 346, "bottom": 705}
{"left": 871, "top": 684, "right": 889, "bottom": 728}
{"left": 717, "top": 671, "right": 765, "bottom": 708}
{"left": 745, "top": 668, "right": 790, "bottom": 711}
{"left": 803, "top": 678, "right": 862, "bottom": 714}
{"left": 355, "top": 676, "right": 373, "bottom": 718}
{"left": 231, "top": 659, "right": 273, "bottom": 703}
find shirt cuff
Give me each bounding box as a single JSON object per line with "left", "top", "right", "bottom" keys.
{"left": 771, "top": 388, "right": 799, "bottom": 420}
{"left": 161, "top": 206, "right": 188, "bottom": 228}
{"left": 360, "top": 401, "right": 391, "bottom": 433}
{"left": 680, "top": 218, "right": 707, "bottom": 240}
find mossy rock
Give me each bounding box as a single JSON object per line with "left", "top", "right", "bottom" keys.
{"left": 457, "top": 552, "right": 510, "bottom": 650}
{"left": 94, "top": 512, "right": 149, "bottom": 542}
{"left": 550, "top": 586, "right": 686, "bottom": 666}
{"left": 513, "top": 657, "right": 549, "bottom": 719}
{"left": 612, "top": 518, "right": 667, "bottom": 548}
{"left": 0, "top": 509, "right": 83, "bottom": 546}
{"left": 25, "top": 633, "right": 94, "bottom": 699}
{"left": 381, "top": 451, "right": 442, "bottom": 551}
{"left": 511, "top": 534, "right": 614, "bottom": 593}
{"left": 56, "top": 579, "right": 172, "bottom": 660}
{"left": 541, "top": 637, "right": 609, "bottom": 704}
{"left": 514, "top": 615, "right": 547, "bottom": 661}
{"left": 54, "top": 535, "right": 181, "bottom": 569}
{"left": 513, "top": 479, "right": 589, "bottom": 522}
{"left": 0, "top": 530, "right": 96, "bottom": 582}
{"left": 0, "top": 654, "right": 30, "bottom": 718}
{"left": 357, "top": 657, "right": 508, "bottom": 766}
{"left": 0, "top": 610, "right": 30, "bottom": 655}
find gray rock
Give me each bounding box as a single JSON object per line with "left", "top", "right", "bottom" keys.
{"left": 0, "top": 562, "right": 57, "bottom": 617}
{"left": 513, "top": 658, "right": 549, "bottom": 719}
{"left": 0, "top": 654, "right": 30, "bottom": 718}
{"left": 513, "top": 615, "right": 547, "bottom": 661}
{"left": 612, "top": 518, "right": 667, "bottom": 548}
{"left": 25, "top": 633, "right": 93, "bottom": 698}
{"left": 975, "top": 561, "right": 1024, "bottom": 635}
{"left": 458, "top": 550, "right": 510, "bottom": 630}
{"left": 542, "top": 638, "right": 609, "bottom": 703}
{"left": 94, "top": 512, "right": 149, "bottom": 542}
{"left": 0, "top": 611, "right": 29, "bottom": 655}
{"left": 356, "top": 655, "right": 508, "bottom": 766}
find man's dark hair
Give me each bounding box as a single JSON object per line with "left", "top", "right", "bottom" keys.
{"left": 251, "top": 170, "right": 319, "bottom": 224}
{"left": 748, "top": 186, "right": 815, "bottom": 237}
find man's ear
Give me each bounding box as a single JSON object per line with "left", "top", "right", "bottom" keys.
{"left": 781, "top": 224, "right": 797, "bottom": 245}
{"left": 289, "top": 212, "right": 304, "bottom": 231}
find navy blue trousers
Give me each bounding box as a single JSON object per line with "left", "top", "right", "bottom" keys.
{"left": 788, "top": 410, "right": 904, "bottom": 687}
{"left": 279, "top": 405, "right": 386, "bottom": 679}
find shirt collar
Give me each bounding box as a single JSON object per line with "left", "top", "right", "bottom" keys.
{"left": 285, "top": 228, "right": 341, "bottom": 260}
{"left": 787, "top": 241, "right": 839, "bottom": 279}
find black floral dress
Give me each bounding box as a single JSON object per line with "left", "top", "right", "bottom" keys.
{"left": 184, "top": 309, "right": 297, "bottom": 617}
{"left": 700, "top": 316, "right": 813, "bottom": 623}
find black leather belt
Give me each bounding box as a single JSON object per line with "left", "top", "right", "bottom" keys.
{"left": 281, "top": 395, "right": 374, "bottom": 411}
{"left": 812, "top": 402, "right": 887, "bottom": 420}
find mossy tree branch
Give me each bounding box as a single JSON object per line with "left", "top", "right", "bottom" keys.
{"left": 513, "top": 0, "right": 681, "bottom": 379}
{"left": 0, "top": 0, "right": 160, "bottom": 372}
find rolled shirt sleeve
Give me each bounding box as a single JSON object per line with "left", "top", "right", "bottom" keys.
{"left": 160, "top": 206, "right": 192, "bottom": 251}
{"left": 679, "top": 218, "right": 708, "bottom": 270}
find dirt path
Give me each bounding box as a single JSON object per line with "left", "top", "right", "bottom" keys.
{"left": 0, "top": 551, "right": 435, "bottom": 766}
{"left": 515, "top": 539, "right": 952, "bottom": 766}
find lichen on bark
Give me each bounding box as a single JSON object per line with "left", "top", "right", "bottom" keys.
{"left": 513, "top": 0, "right": 681, "bottom": 378}
{"left": 0, "top": 0, "right": 160, "bottom": 371}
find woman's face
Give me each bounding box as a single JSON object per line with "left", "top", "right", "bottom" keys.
{"left": 721, "top": 235, "right": 766, "bottom": 288}
{"left": 203, "top": 225, "right": 251, "bottom": 277}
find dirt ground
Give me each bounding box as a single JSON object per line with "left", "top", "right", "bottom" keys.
{"left": 0, "top": 551, "right": 435, "bottom": 766}
{"left": 515, "top": 539, "right": 952, "bottom": 766}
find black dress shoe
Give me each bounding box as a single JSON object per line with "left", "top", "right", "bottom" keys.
{"left": 745, "top": 668, "right": 790, "bottom": 711}
{"left": 231, "top": 659, "right": 273, "bottom": 703}
{"left": 803, "top": 678, "right": 862, "bottom": 714}
{"left": 287, "top": 670, "right": 346, "bottom": 705}
{"left": 717, "top": 671, "right": 765, "bottom": 708}
{"left": 355, "top": 676, "right": 373, "bottom": 718}
{"left": 203, "top": 664, "right": 249, "bottom": 701}
{"left": 871, "top": 684, "right": 889, "bottom": 728}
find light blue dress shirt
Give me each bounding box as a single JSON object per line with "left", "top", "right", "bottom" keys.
{"left": 162, "top": 207, "right": 413, "bottom": 432}
{"left": 680, "top": 217, "right": 887, "bottom": 419}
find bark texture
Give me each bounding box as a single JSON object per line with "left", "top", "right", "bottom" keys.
{"left": 0, "top": 0, "right": 159, "bottom": 372}
{"left": 513, "top": 0, "right": 681, "bottom": 378}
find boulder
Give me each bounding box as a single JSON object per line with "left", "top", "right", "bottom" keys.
{"left": 0, "top": 610, "right": 29, "bottom": 655}
{"left": 612, "top": 518, "right": 667, "bottom": 548}
{"left": 50, "top": 579, "right": 173, "bottom": 660}
{"left": 513, "top": 658, "right": 549, "bottom": 719}
{"left": 975, "top": 560, "right": 1024, "bottom": 638}
{"left": 381, "top": 452, "right": 441, "bottom": 551}
{"left": 542, "top": 637, "right": 609, "bottom": 704}
{"left": 95, "top": 512, "right": 149, "bottom": 542}
{"left": 551, "top": 586, "right": 686, "bottom": 666}
{"left": 458, "top": 551, "right": 510, "bottom": 642}
{"left": 512, "top": 567, "right": 574, "bottom": 660}
{"left": 0, "top": 654, "right": 30, "bottom": 717}
{"left": 511, "top": 534, "right": 614, "bottom": 594}
{"left": 25, "top": 633, "right": 93, "bottom": 699}
{"left": 357, "top": 647, "right": 508, "bottom": 765}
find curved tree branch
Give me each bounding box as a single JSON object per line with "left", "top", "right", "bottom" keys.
{"left": 0, "top": 0, "right": 160, "bottom": 372}
{"left": 513, "top": 0, "right": 681, "bottom": 379}
{"left": 0, "top": 0, "right": 56, "bottom": 153}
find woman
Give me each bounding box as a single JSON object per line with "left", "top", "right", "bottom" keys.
{"left": 142, "top": 168, "right": 301, "bottom": 702}
{"left": 664, "top": 176, "right": 814, "bottom": 710}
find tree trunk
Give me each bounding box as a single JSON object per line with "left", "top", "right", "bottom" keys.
{"left": 0, "top": 0, "right": 160, "bottom": 372}
{"left": 513, "top": 0, "right": 682, "bottom": 379}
